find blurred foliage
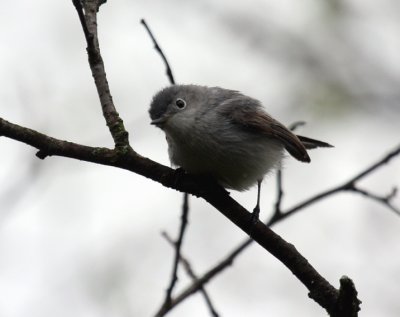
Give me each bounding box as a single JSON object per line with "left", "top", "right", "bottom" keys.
{"left": 208, "top": 0, "right": 400, "bottom": 118}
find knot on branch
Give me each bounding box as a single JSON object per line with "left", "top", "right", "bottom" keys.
{"left": 36, "top": 150, "right": 50, "bottom": 160}
{"left": 333, "top": 276, "right": 361, "bottom": 317}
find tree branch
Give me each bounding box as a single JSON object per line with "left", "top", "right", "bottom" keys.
{"left": 158, "top": 144, "right": 400, "bottom": 315}
{"left": 71, "top": 0, "right": 129, "bottom": 147}
{"left": 159, "top": 193, "right": 190, "bottom": 312}
{"left": 349, "top": 186, "right": 399, "bottom": 216}
{"left": 272, "top": 121, "right": 304, "bottom": 220}
{"left": 161, "top": 232, "right": 220, "bottom": 317}
{"left": 283, "top": 145, "right": 400, "bottom": 220}
{"left": 0, "top": 115, "right": 355, "bottom": 315}
{"left": 141, "top": 19, "right": 176, "bottom": 85}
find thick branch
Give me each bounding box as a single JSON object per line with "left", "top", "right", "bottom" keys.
{"left": 72, "top": 0, "right": 129, "bottom": 147}
{"left": 0, "top": 116, "right": 349, "bottom": 315}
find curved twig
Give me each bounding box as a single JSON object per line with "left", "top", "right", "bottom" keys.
{"left": 141, "top": 19, "right": 176, "bottom": 85}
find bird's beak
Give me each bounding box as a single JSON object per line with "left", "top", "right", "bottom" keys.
{"left": 150, "top": 116, "right": 168, "bottom": 127}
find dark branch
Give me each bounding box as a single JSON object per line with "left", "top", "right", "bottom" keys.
{"left": 161, "top": 232, "right": 220, "bottom": 317}
{"left": 0, "top": 115, "right": 351, "bottom": 315}
{"left": 333, "top": 276, "right": 361, "bottom": 317}
{"left": 160, "top": 193, "right": 190, "bottom": 312}
{"left": 158, "top": 144, "right": 400, "bottom": 315}
{"left": 71, "top": 0, "right": 129, "bottom": 147}
{"left": 272, "top": 121, "right": 306, "bottom": 221}
{"left": 271, "top": 169, "right": 283, "bottom": 222}
{"left": 349, "top": 186, "right": 400, "bottom": 216}
{"left": 141, "top": 19, "right": 176, "bottom": 85}
{"left": 349, "top": 147, "right": 400, "bottom": 184}
{"left": 157, "top": 238, "right": 251, "bottom": 316}
{"left": 72, "top": 0, "right": 91, "bottom": 40}
{"left": 284, "top": 144, "right": 400, "bottom": 220}
{"left": 288, "top": 120, "right": 306, "bottom": 131}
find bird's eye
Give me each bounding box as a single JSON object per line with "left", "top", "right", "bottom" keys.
{"left": 175, "top": 98, "right": 186, "bottom": 109}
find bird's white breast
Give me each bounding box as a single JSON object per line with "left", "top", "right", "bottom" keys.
{"left": 164, "top": 114, "right": 284, "bottom": 191}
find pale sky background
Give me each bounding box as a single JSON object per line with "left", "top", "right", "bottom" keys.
{"left": 1, "top": 0, "right": 400, "bottom": 316}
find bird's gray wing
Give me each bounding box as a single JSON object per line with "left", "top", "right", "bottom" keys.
{"left": 218, "top": 97, "right": 311, "bottom": 162}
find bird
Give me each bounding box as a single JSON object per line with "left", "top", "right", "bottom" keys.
{"left": 149, "top": 84, "right": 332, "bottom": 219}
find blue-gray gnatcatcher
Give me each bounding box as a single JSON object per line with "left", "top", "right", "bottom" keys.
{"left": 149, "top": 84, "right": 332, "bottom": 217}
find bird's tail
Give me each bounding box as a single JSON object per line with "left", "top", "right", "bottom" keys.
{"left": 296, "top": 135, "right": 333, "bottom": 150}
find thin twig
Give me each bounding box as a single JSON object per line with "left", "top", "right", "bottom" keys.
{"left": 272, "top": 121, "right": 306, "bottom": 220}
{"left": 273, "top": 169, "right": 283, "bottom": 218}
{"left": 71, "top": 0, "right": 91, "bottom": 40}
{"left": 288, "top": 120, "right": 306, "bottom": 131}
{"left": 155, "top": 238, "right": 251, "bottom": 317}
{"left": 158, "top": 193, "right": 190, "bottom": 314}
{"left": 349, "top": 147, "right": 400, "bottom": 184}
{"left": 283, "top": 145, "right": 400, "bottom": 220}
{"left": 162, "top": 232, "right": 220, "bottom": 317}
{"left": 350, "top": 186, "right": 400, "bottom": 216}
{"left": 141, "top": 19, "right": 176, "bottom": 85}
